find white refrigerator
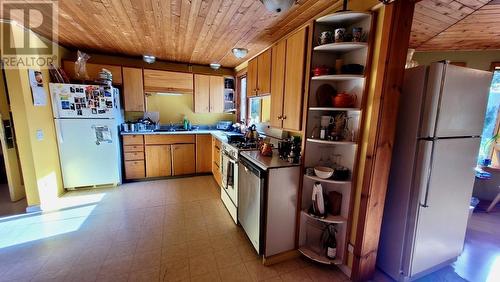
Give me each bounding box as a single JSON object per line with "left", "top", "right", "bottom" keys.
{"left": 50, "top": 83, "right": 122, "bottom": 189}
{"left": 377, "top": 62, "right": 492, "bottom": 281}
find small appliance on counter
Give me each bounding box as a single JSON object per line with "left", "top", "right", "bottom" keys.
{"left": 216, "top": 120, "right": 233, "bottom": 131}
{"left": 278, "top": 136, "right": 302, "bottom": 164}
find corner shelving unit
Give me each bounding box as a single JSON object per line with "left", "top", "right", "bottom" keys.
{"left": 298, "top": 11, "right": 375, "bottom": 276}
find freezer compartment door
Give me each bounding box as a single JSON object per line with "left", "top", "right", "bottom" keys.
{"left": 56, "top": 118, "right": 120, "bottom": 188}
{"left": 50, "top": 83, "right": 116, "bottom": 119}
{"left": 410, "top": 138, "right": 480, "bottom": 277}
{"left": 420, "top": 63, "right": 492, "bottom": 138}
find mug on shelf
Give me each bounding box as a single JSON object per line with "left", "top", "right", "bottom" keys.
{"left": 334, "top": 28, "right": 346, "bottom": 43}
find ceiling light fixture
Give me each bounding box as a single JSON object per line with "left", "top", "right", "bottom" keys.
{"left": 260, "top": 0, "right": 296, "bottom": 13}
{"left": 210, "top": 63, "right": 221, "bottom": 70}
{"left": 143, "top": 55, "right": 156, "bottom": 64}
{"left": 232, "top": 48, "right": 248, "bottom": 59}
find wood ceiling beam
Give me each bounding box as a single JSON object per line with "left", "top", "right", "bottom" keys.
{"left": 351, "top": 1, "right": 416, "bottom": 281}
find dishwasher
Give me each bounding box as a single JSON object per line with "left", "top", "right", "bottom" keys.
{"left": 238, "top": 155, "right": 266, "bottom": 255}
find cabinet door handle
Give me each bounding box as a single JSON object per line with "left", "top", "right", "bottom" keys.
{"left": 282, "top": 115, "right": 287, "bottom": 120}
{"left": 277, "top": 115, "right": 282, "bottom": 120}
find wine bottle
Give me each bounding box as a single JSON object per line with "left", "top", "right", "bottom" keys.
{"left": 325, "top": 225, "right": 337, "bottom": 260}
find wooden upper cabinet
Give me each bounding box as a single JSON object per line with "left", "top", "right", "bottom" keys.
{"left": 63, "top": 61, "right": 123, "bottom": 84}
{"left": 270, "top": 41, "right": 286, "bottom": 129}
{"left": 172, "top": 144, "right": 196, "bottom": 176}
{"left": 257, "top": 49, "right": 272, "bottom": 95}
{"left": 196, "top": 135, "right": 212, "bottom": 173}
{"left": 122, "top": 67, "right": 145, "bottom": 112}
{"left": 143, "top": 69, "right": 193, "bottom": 94}
{"left": 247, "top": 49, "right": 272, "bottom": 97}
{"left": 247, "top": 58, "right": 258, "bottom": 97}
{"left": 145, "top": 145, "right": 172, "bottom": 177}
{"left": 194, "top": 74, "right": 210, "bottom": 113}
{"left": 283, "top": 28, "right": 308, "bottom": 131}
{"left": 210, "top": 76, "right": 224, "bottom": 113}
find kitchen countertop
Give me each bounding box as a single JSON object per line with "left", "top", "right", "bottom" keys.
{"left": 121, "top": 130, "right": 228, "bottom": 143}
{"left": 240, "top": 150, "right": 301, "bottom": 171}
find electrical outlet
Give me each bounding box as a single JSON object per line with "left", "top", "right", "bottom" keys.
{"left": 36, "top": 129, "right": 44, "bottom": 141}
{"left": 348, "top": 243, "right": 354, "bottom": 253}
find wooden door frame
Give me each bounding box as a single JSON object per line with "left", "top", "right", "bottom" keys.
{"left": 351, "top": 1, "right": 416, "bottom": 281}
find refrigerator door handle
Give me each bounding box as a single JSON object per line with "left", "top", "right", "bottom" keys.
{"left": 417, "top": 141, "right": 434, "bottom": 208}
{"left": 54, "top": 119, "right": 63, "bottom": 143}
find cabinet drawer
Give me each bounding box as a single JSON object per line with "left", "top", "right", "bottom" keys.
{"left": 123, "top": 135, "right": 144, "bottom": 145}
{"left": 124, "top": 151, "right": 144, "bottom": 161}
{"left": 144, "top": 135, "right": 195, "bottom": 145}
{"left": 125, "top": 160, "right": 145, "bottom": 179}
{"left": 123, "top": 145, "right": 144, "bottom": 152}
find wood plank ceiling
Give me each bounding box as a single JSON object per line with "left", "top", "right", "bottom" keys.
{"left": 1, "top": 0, "right": 346, "bottom": 67}
{"left": 410, "top": 0, "right": 500, "bottom": 51}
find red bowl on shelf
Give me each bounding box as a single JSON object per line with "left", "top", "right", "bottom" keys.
{"left": 313, "top": 66, "right": 330, "bottom": 76}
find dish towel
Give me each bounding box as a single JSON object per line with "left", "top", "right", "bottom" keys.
{"left": 227, "top": 161, "right": 234, "bottom": 188}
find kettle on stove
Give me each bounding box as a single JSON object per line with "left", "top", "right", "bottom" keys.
{"left": 245, "top": 124, "right": 259, "bottom": 141}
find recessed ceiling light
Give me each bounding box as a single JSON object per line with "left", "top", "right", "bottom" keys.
{"left": 143, "top": 55, "right": 156, "bottom": 64}
{"left": 232, "top": 48, "right": 248, "bottom": 59}
{"left": 210, "top": 63, "right": 221, "bottom": 70}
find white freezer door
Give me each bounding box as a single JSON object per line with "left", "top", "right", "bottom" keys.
{"left": 50, "top": 83, "right": 116, "bottom": 119}
{"left": 420, "top": 63, "right": 492, "bottom": 138}
{"left": 55, "top": 118, "right": 120, "bottom": 188}
{"left": 409, "top": 138, "right": 480, "bottom": 277}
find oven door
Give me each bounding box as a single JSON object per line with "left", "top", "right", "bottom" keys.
{"left": 221, "top": 152, "right": 238, "bottom": 207}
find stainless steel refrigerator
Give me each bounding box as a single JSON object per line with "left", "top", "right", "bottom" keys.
{"left": 377, "top": 62, "right": 492, "bottom": 281}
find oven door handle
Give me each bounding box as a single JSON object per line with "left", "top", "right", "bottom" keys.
{"left": 222, "top": 152, "right": 238, "bottom": 164}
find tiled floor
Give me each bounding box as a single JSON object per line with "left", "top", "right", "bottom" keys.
{"left": 0, "top": 176, "right": 348, "bottom": 282}
{"left": 0, "top": 183, "right": 27, "bottom": 217}
{"left": 374, "top": 201, "right": 500, "bottom": 282}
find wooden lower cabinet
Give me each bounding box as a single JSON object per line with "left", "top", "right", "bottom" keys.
{"left": 145, "top": 145, "right": 172, "bottom": 177}
{"left": 196, "top": 135, "right": 212, "bottom": 173}
{"left": 212, "top": 137, "right": 222, "bottom": 187}
{"left": 172, "top": 144, "right": 196, "bottom": 176}
{"left": 125, "top": 160, "right": 145, "bottom": 179}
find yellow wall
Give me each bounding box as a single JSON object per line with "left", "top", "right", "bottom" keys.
{"left": 145, "top": 94, "right": 235, "bottom": 125}
{"left": 414, "top": 50, "right": 500, "bottom": 71}
{"left": 1, "top": 22, "right": 69, "bottom": 208}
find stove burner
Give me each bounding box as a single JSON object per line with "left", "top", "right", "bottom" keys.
{"left": 229, "top": 141, "right": 259, "bottom": 150}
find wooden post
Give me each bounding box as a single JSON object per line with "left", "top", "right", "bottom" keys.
{"left": 351, "top": 1, "right": 416, "bottom": 281}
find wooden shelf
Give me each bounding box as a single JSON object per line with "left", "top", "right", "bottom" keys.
{"left": 307, "top": 139, "right": 357, "bottom": 146}
{"left": 302, "top": 210, "right": 347, "bottom": 224}
{"left": 298, "top": 246, "right": 342, "bottom": 265}
{"left": 316, "top": 11, "right": 371, "bottom": 25}
{"left": 309, "top": 107, "right": 360, "bottom": 112}
{"left": 311, "top": 74, "right": 364, "bottom": 81}
{"left": 304, "top": 174, "right": 351, "bottom": 185}
{"left": 314, "top": 42, "right": 368, "bottom": 52}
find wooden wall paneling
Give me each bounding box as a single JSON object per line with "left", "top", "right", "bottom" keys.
{"left": 194, "top": 74, "right": 210, "bottom": 113}
{"left": 209, "top": 76, "right": 225, "bottom": 113}
{"left": 270, "top": 40, "right": 287, "bottom": 129}
{"left": 122, "top": 67, "right": 145, "bottom": 112}
{"left": 282, "top": 27, "right": 308, "bottom": 131}
{"left": 351, "top": 1, "right": 416, "bottom": 281}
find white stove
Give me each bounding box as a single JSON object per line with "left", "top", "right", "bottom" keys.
{"left": 220, "top": 140, "right": 259, "bottom": 224}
